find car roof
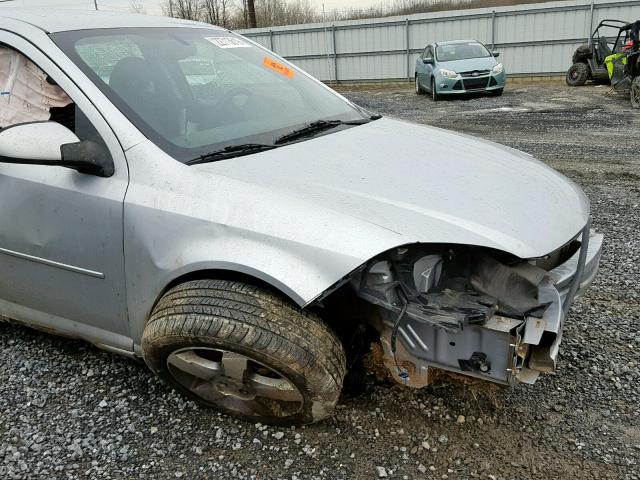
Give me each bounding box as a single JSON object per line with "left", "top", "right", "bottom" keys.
{"left": 0, "top": 8, "right": 223, "bottom": 33}
{"left": 435, "top": 40, "right": 481, "bottom": 46}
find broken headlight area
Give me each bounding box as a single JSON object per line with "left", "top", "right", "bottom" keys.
{"left": 352, "top": 243, "right": 576, "bottom": 388}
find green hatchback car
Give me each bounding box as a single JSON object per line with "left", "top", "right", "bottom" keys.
{"left": 415, "top": 40, "right": 506, "bottom": 99}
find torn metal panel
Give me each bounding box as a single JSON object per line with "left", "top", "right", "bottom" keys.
{"left": 523, "top": 317, "right": 546, "bottom": 346}
{"left": 523, "top": 278, "right": 563, "bottom": 345}
{"left": 484, "top": 315, "right": 523, "bottom": 333}
{"left": 356, "top": 230, "right": 599, "bottom": 386}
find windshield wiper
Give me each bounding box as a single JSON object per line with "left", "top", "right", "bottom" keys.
{"left": 185, "top": 117, "right": 381, "bottom": 165}
{"left": 275, "top": 118, "right": 373, "bottom": 145}
{"left": 185, "top": 143, "right": 277, "bottom": 166}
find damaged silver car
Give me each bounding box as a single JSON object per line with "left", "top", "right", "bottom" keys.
{"left": 0, "top": 10, "right": 602, "bottom": 425}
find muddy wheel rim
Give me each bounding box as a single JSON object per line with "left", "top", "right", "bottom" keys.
{"left": 167, "top": 347, "right": 304, "bottom": 418}
{"left": 632, "top": 80, "right": 640, "bottom": 107}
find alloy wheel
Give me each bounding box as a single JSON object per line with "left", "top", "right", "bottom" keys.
{"left": 631, "top": 77, "right": 640, "bottom": 109}
{"left": 167, "top": 347, "right": 304, "bottom": 419}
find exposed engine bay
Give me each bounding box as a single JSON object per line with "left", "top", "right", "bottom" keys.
{"left": 338, "top": 233, "right": 594, "bottom": 388}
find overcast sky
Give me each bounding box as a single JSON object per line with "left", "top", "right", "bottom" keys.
{"left": 1, "top": 0, "right": 384, "bottom": 14}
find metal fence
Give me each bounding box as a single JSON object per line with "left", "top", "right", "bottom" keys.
{"left": 239, "top": 0, "right": 640, "bottom": 83}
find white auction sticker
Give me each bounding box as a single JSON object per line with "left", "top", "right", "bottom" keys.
{"left": 205, "top": 37, "right": 252, "bottom": 49}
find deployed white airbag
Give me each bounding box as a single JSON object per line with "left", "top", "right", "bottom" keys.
{"left": 0, "top": 47, "right": 72, "bottom": 128}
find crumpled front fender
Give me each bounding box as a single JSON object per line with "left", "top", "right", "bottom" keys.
{"left": 125, "top": 224, "right": 401, "bottom": 342}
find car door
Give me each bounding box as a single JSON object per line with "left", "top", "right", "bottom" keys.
{"left": 0, "top": 32, "right": 131, "bottom": 351}
{"left": 423, "top": 46, "right": 436, "bottom": 89}
{"left": 416, "top": 46, "right": 429, "bottom": 86}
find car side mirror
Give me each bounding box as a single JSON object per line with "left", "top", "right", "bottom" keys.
{"left": 0, "top": 121, "right": 114, "bottom": 177}
{"left": 423, "top": 58, "right": 434, "bottom": 65}
{"left": 492, "top": 51, "right": 500, "bottom": 57}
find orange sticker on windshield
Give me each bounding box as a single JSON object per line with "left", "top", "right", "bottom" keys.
{"left": 263, "top": 57, "right": 295, "bottom": 78}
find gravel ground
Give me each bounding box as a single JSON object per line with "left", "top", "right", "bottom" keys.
{"left": 1, "top": 83, "right": 639, "bottom": 480}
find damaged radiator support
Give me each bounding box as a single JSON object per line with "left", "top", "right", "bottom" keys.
{"left": 562, "top": 223, "right": 590, "bottom": 316}
{"left": 356, "top": 235, "right": 591, "bottom": 387}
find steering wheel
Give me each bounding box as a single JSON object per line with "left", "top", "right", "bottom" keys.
{"left": 213, "top": 87, "right": 254, "bottom": 119}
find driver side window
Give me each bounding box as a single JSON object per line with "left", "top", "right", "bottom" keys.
{"left": 424, "top": 46, "right": 434, "bottom": 61}
{"left": 0, "top": 45, "right": 110, "bottom": 161}
{"left": 1, "top": 46, "right": 73, "bottom": 130}
{"left": 75, "top": 37, "right": 143, "bottom": 84}
{"left": 178, "top": 54, "right": 219, "bottom": 102}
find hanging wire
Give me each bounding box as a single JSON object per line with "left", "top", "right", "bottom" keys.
{"left": 390, "top": 287, "right": 410, "bottom": 383}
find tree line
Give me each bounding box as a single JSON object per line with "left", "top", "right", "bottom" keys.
{"left": 158, "top": 0, "right": 315, "bottom": 28}
{"left": 156, "top": 0, "right": 550, "bottom": 29}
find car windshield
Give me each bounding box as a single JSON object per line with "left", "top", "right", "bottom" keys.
{"left": 51, "top": 28, "right": 367, "bottom": 163}
{"left": 436, "top": 42, "right": 491, "bottom": 62}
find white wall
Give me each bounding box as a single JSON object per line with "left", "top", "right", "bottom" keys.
{"left": 239, "top": 0, "right": 640, "bottom": 82}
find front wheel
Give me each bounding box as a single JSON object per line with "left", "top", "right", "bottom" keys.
{"left": 631, "top": 76, "right": 640, "bottom": 109}
{"left": 490, "top": 88, "right": 504, "bottom": 96}
{"left": 431, "top": 78, "right": 440, "bottom": 101}
{"left": 142, "top": 279, "right": 346, "bottom": 425}
{"left": 566, "top": 62, "right": 590, "bottom": 86}
{"left": 415, "top": 75, "right": 425, "bottom": 95}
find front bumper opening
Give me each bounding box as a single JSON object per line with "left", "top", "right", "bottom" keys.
{"left": 354, "top": 228, "right": 603, "bottom": 388}
{"left": 440, "top": 72, "right": 504, "bottom": 93}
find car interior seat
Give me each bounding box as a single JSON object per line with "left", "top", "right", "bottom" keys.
{"left": 109, "top": 56, "right": 184, "bottom": 139}
{"left": 596, "top": 35, "right": 612, "bottom": 63}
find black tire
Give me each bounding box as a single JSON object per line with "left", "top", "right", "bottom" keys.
{"left": 431, "top": 78, "right": 440, "bottom": 101}
{"left": 142, "top": 279, "right": 346, "bottom": 425}
{"left": 631, "top": 76, "right": 640, "bottom": 109}
{"left": 566, "top": 63, "right": 590, "bottom": 86}
{"left": 572, "top": 44, "right": 593, "bottom": 65}
{"left": 490, "top": 88, "right": 504, "bottom": 96}
{"left": 415, "top": 75, "right": 425, "bottom": 95}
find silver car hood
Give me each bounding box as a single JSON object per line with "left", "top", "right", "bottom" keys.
{"left": 200, "top": 117, "right": 589, "bottom": 260}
